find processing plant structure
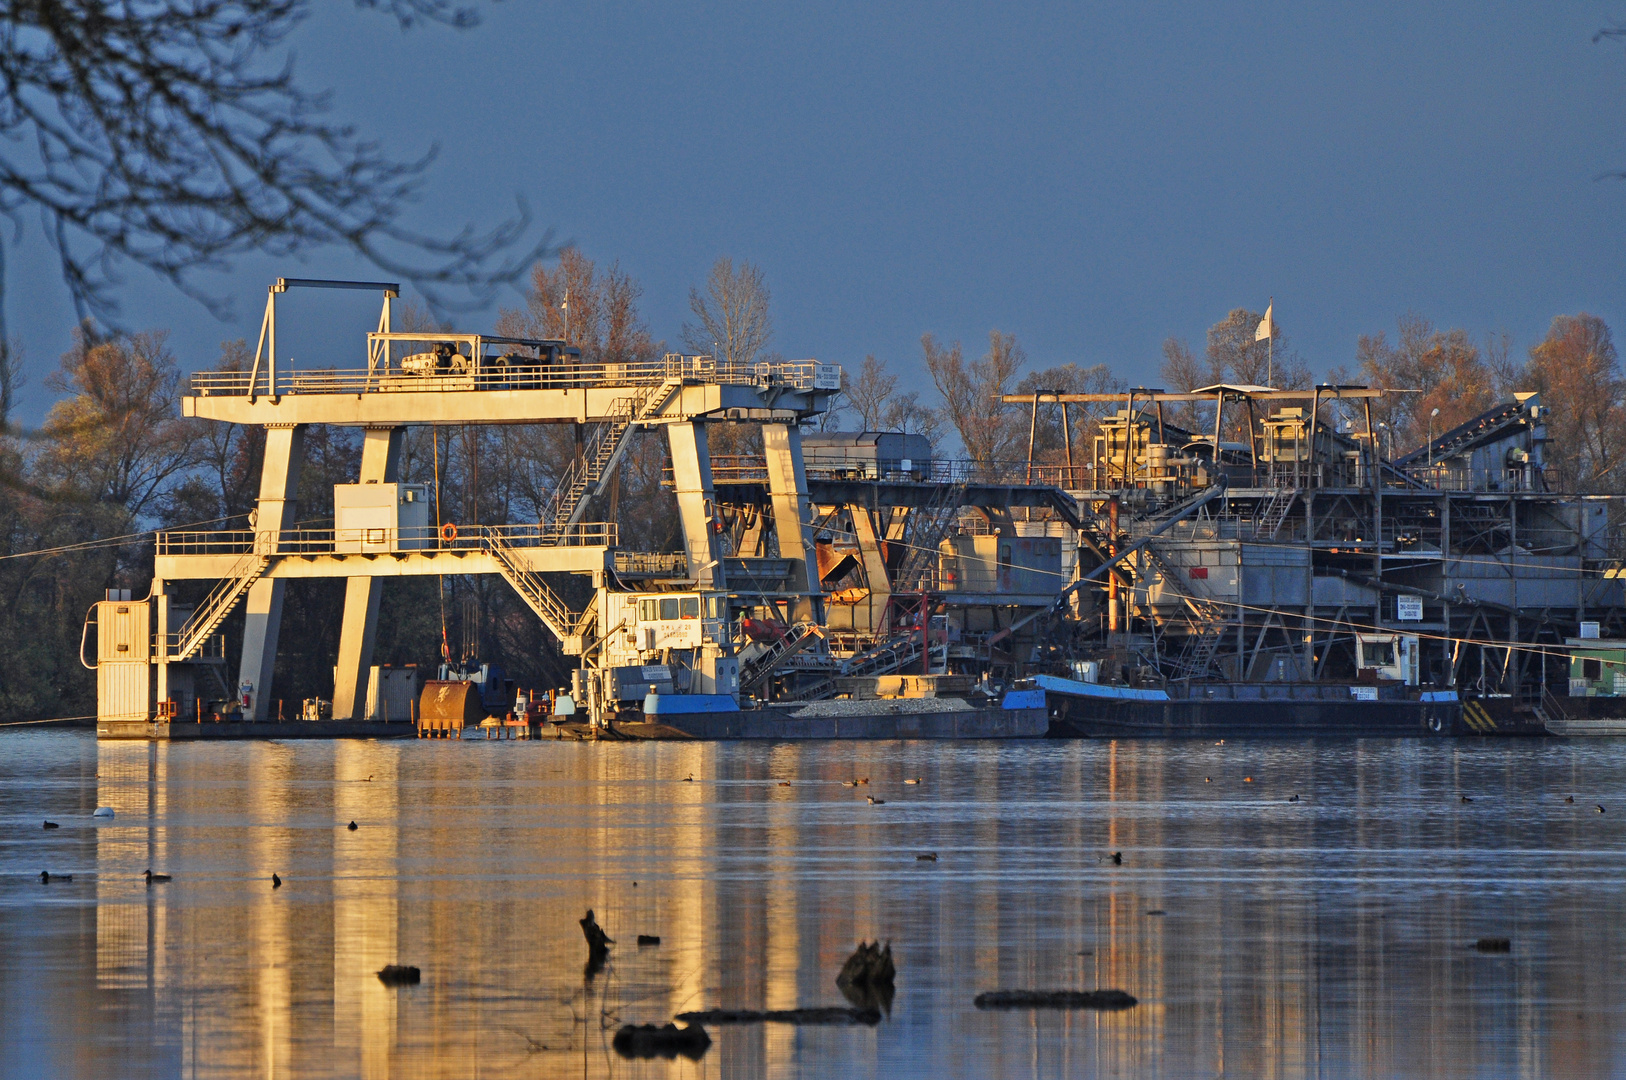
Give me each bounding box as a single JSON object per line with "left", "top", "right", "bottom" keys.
{"left": 87, "top": 280, "right": 1626, "bottom": 739}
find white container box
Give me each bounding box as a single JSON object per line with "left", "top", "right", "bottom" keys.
{"left": 334, "top": 483, "right": 430, "bottom": 552}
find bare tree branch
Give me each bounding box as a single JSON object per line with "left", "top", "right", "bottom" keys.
{"left": 0, "top": 0, "right": 547, "bottom": 353}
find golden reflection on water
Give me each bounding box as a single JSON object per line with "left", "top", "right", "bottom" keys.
{"left": 3, "top": 734, "right": 1623, "bottom": 1078}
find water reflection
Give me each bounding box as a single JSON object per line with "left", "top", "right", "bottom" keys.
{"left": 3, "top": 732, "right": 1625, "bottom": 1078}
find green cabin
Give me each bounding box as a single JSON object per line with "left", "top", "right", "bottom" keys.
{"left": 1566, "top": 638, "right": 1626, "bottom": 697}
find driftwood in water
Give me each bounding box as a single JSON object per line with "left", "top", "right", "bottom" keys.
{"left": 612, "top": 1022, "right": 711, "bottom": 1060}
{"left": 677, "top": 1006, "right": 881, "bottom": 1026}
{"left": 974, "top": 989, "right": 1137, "bottom": 1010}
{"left": 376, "top": 965, "right": 421, "bottom": 986}
{"left": 836, "top": 940, "right": 895, "bottom": 1011}
{"left": 1474, "top": 937, "right": 1511, "bottom": 953}
{"left": 837, "top": 941, "right": 894, "bottom": 989}
{"left": 581, "top": 909, "right": 613, "bottom": 976}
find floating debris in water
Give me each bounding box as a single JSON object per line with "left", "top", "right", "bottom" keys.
{"left": 677, "top": 1006, "right": 880, "bottom": 1026}
{"left": 905, "top": 778, "right": 923, "bottom": 785}
{"left": 637, "top": 934, "right": 661, "bottom": 946}
{"left": 581, "top": 909, "right": 613, "bottom": 976}
{"left": 613, "top": 1022, "right": 710, "bottom": 1060}
{"left": 1474, "top": 938, "right": 1511, "bottom": 953}
{"left": 92, "top": 807, "right": 114, "bottom": 819}
{"left": 916, "top": 852, "right": 938, "bottom": 862}
{"left": 975, "top": 989, "right": 1137, "bottom": 1010}
{"left": 1146, "top": 909, "right": 1166, "bottom": 916}
{"left": 377, "top": 964, "right": 420, "bottom": 985}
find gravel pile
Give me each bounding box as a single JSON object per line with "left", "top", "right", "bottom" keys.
{"left": 784, "top": 697, "right": 976, "bottom": 718}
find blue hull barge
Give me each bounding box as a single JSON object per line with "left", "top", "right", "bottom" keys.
{"left": 1036, "top": 675, "right": 1462, "bottom": 738}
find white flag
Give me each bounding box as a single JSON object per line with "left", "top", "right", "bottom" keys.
{"left": 1255, "top": 302, "right": 1274, "bottom": 342}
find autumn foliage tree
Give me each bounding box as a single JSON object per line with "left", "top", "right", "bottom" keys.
{"left": 1355, "top": 313, "right": 1514, "bottom": 453}
{"left": 1523, "top": 314, "right": 1624, "bottom": 492}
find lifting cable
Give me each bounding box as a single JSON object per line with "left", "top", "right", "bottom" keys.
{"left": 433, "top": 427, "right": 450, "bottom": 665}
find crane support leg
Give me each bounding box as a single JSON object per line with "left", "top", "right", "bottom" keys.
{"left": 238, "top": 425, "right": 305, "bottom": 721}
{"left": 331, "top": 427, "right": 404, "bottom": 720}
{"left": 763, "top": 423, "right": 822, "bottom": 622}
{"left": 668, "top": 422, "right": 727, "bottom": 591}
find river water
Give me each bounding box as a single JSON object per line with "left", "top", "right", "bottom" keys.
{"left": 2, "top": 730, "right": 1624, "bottom": 1079}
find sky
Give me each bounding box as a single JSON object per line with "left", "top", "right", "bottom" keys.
{"left": 8, "top": 1, "right": 1626, "bottom": 423}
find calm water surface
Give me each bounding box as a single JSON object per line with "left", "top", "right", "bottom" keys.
{"left": 2, "top": 731, "right": 1624, "bottom": 1079}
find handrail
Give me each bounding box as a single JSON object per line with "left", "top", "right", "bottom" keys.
{"left": 191, "top": 354, "right": 840, "bottom": 399}
{"left": 157, "top": 522, "right": 618, "bottom": 557}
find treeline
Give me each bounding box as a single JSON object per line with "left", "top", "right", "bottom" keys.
{"left": 2, "top": 257, "right": 1621, "bottom": 719}
{"left": 864, "top": 307, "right": 1624, "bottom": 495}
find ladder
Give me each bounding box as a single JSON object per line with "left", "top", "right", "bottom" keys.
{"left": 539, "top": 378, "right": 683, "bottom": 540}
{"left": 169, "top": 547, "right": 272, "bottom": 661}
{"left": 484, "top": 529, "right": 582, "bottom": 645}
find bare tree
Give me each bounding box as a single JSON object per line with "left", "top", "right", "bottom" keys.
{"left": 1013, "top": 362, "right": 1123, "bottom": 464}
{"left": 847, "top": 355, "right": 898, "bottom": 430}
{"left": 1205, "top": 308, "right": 1310, "bottom": 390}
{"left": 682, "top": 257, "right": 772, "bottom": 366}
{"left": 922, "top": 330, "right": 1024, "bottom": 468}
{"left": 0, "top": 0, "right": 550, "bottom": 425}
{"left": 1159, "top": 336, "right": 1207, "bottom": 430}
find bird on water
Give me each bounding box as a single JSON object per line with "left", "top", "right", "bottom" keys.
{"left": 144, "top": 869, "right": 171, "bottom": 884}
{"left": 347, "top": 821, "right": 358, "bottom": 831}
{"left": 272, "top": 873, "right": 282, "bottom": 889}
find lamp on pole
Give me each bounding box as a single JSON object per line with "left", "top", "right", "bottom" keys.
{"left": 1428, "top": 407, "right": 1440, "bottom": 470}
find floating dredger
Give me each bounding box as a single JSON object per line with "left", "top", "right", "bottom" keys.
{"left": 89, "top": 279, "right": 1626, "bottom": 740}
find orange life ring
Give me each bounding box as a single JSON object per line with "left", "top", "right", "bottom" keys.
{"left": 440, "top": 522, "right": 458, "bottom": 543}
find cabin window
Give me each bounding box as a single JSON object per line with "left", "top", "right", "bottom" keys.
{"left": 680, "top": 597, "right": 700, "bottom": 619}
{"left": 659, "top": 597, "right": 680, "bottom": 621}
{"left": 999, "top": 544, "right": 1013, "bottom": 568}
{"left": 1366, "top": 641, "right": 1396, "bottom": 667}
{"left": 1584, "top": 657, "right": 1602, "bottom": 680}
{"left": 707, "top": 596, "right": 725, "bottom": 618}
{"left": 639, "top": 599, "right": 656, "bottom": 622}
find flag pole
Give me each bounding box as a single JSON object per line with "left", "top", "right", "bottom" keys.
{"left": 1267, "top": 296, "right": 1273, "bottom": 387}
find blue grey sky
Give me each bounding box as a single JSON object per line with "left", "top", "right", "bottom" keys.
{"left": 9, "top": 2, "right": 1626, "bottom": 421}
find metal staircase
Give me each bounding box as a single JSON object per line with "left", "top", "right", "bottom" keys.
{"left": 1137, "top": 543, "right": 1231, "bottom": 681}
{"left": 539, "top": 378, "right": 682, "bottom": 538}
{"left": 891, "top": 483, "right": 966, "bottom": 593}
{"left": 169, "top": 548, "right": 272, "bottom": 661}
{"left": 739, "top": 622, "right": 824, "bottom": 693}
{"left": 1255, "top": 486, "right": 1298, "bottom": 539}
{"left": 484, "top": 529, "right": 583, "bottom": 644}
